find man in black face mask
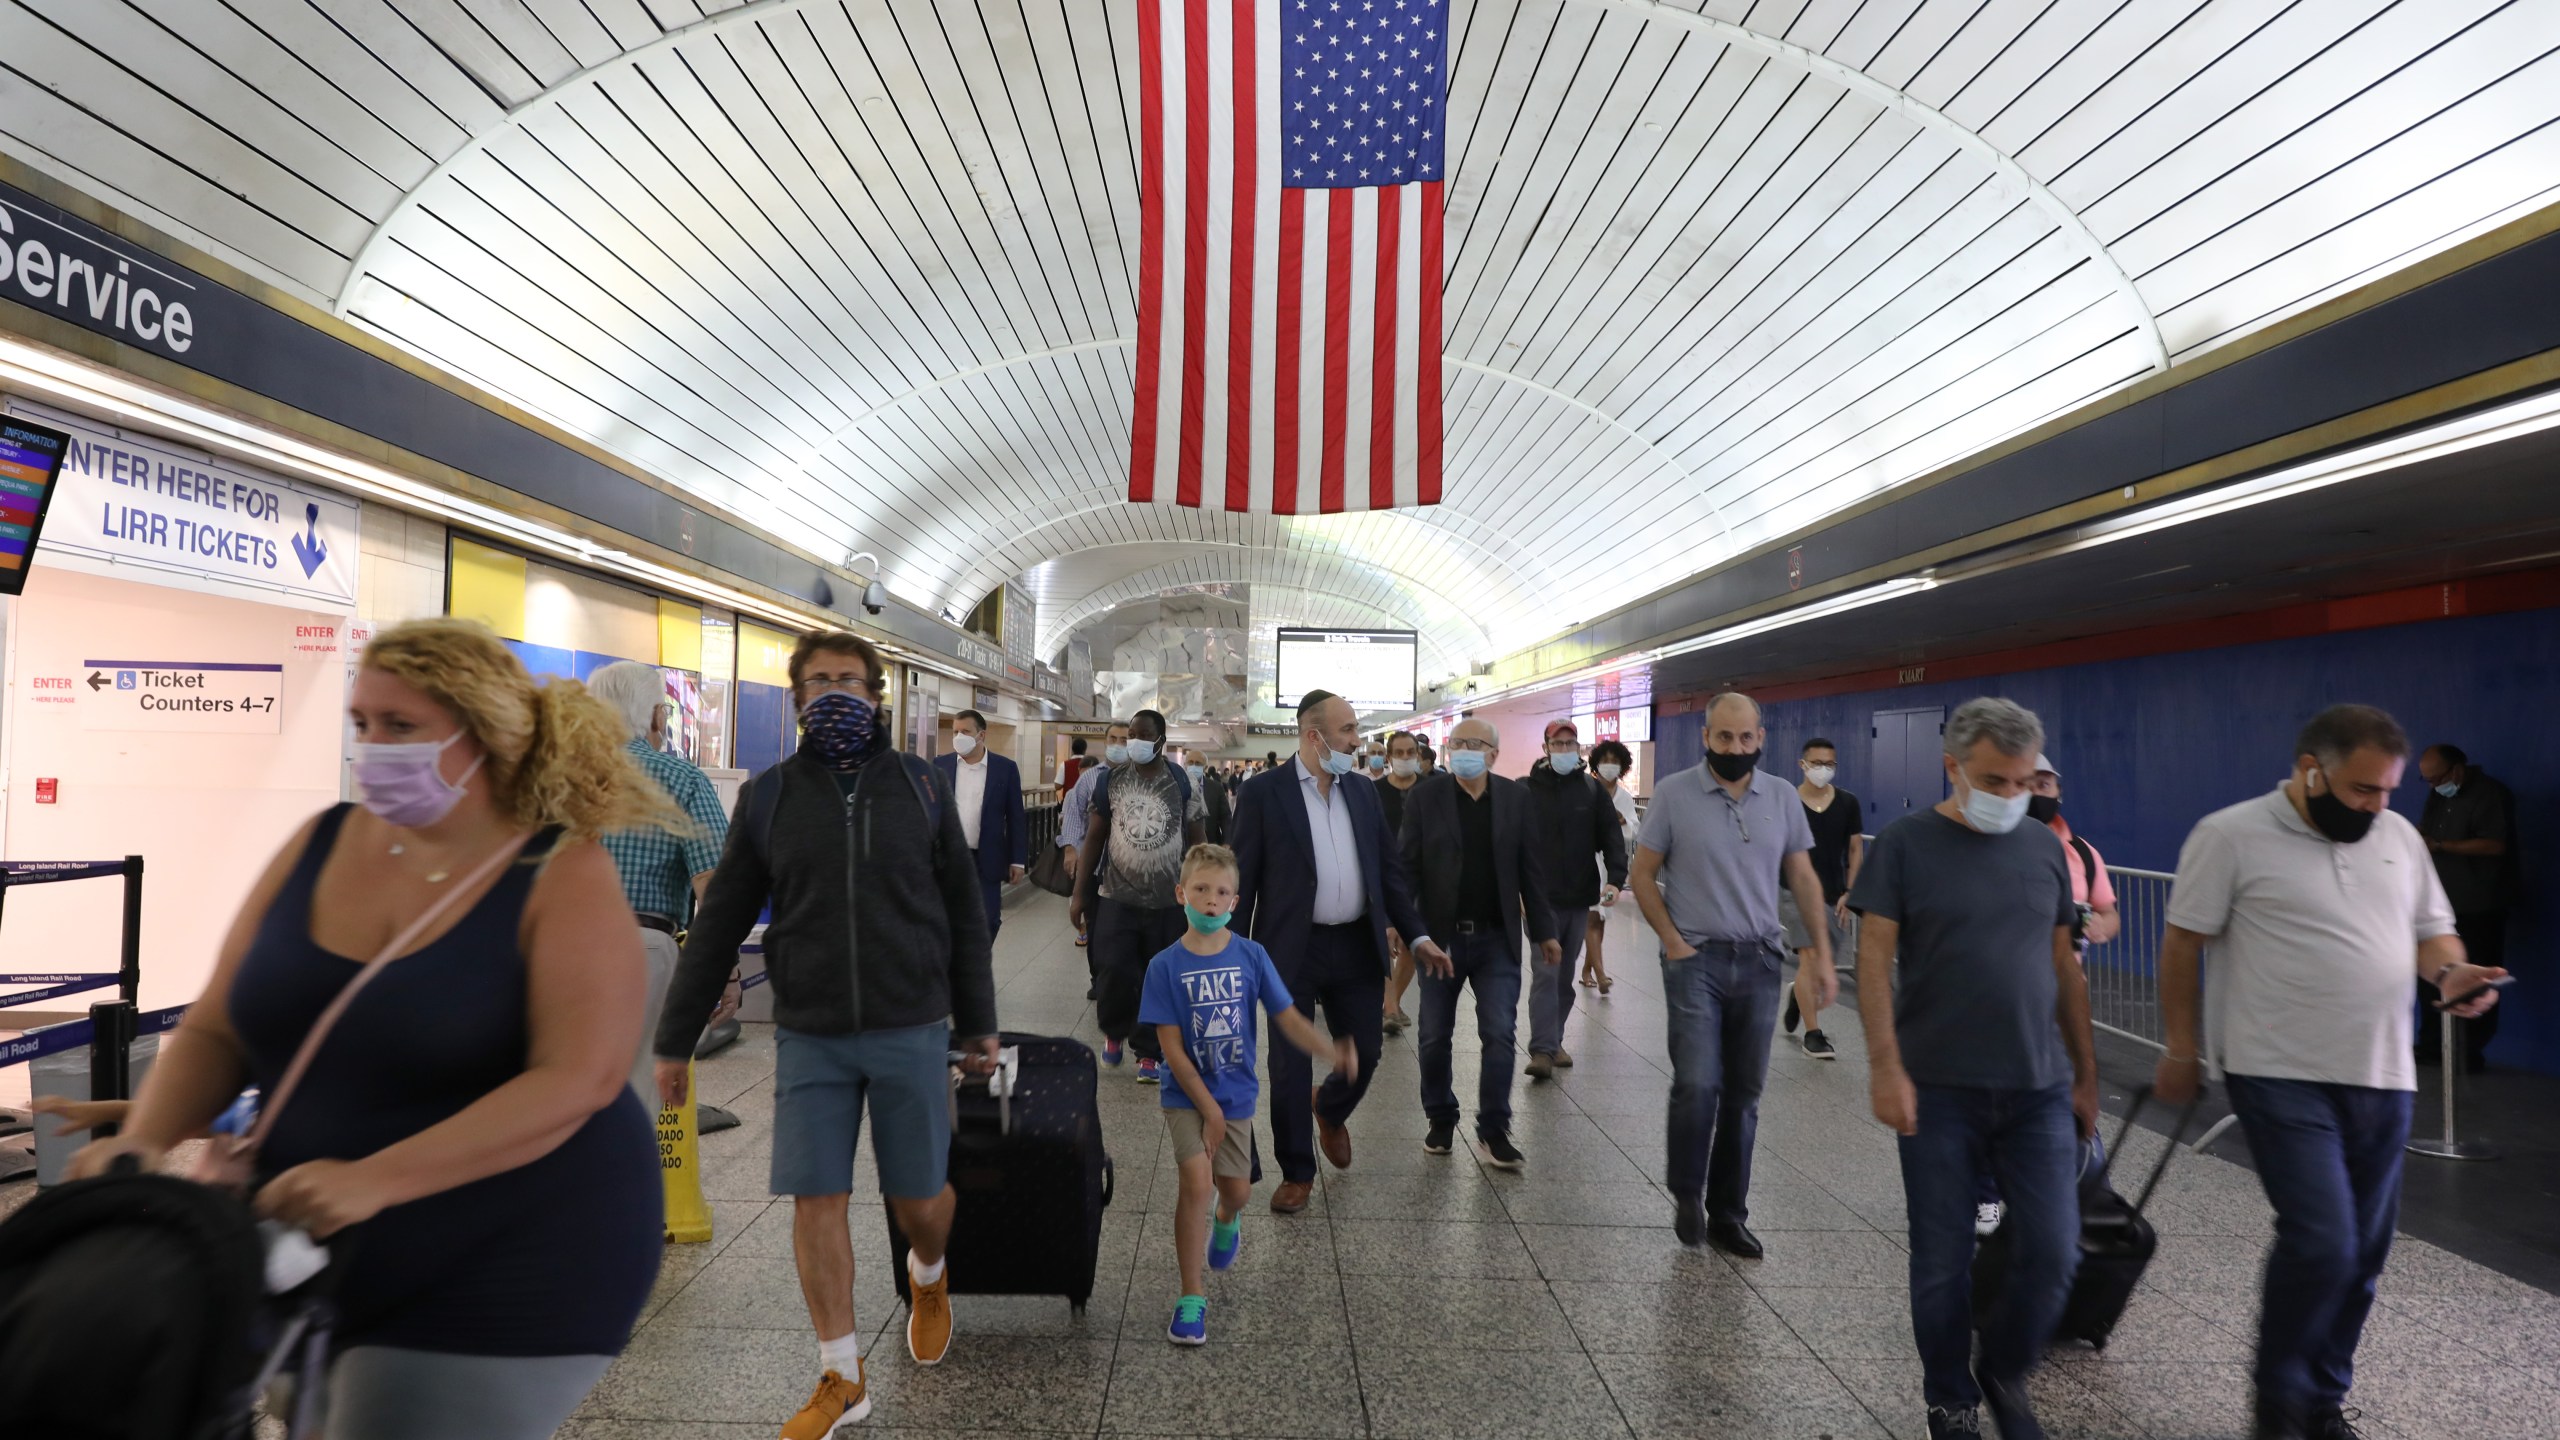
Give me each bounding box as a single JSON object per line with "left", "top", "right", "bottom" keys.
{"left": 1628, "top": 692, "right": 1832, "bottom": 1253}
{"left": 2154, "top": 705, "right": 2506, "bottom": 1440}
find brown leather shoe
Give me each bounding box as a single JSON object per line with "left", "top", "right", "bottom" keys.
{"left": 1315, "top": 1087, "right": 1353, "bottom": 1170}
{"left": 1269, "top": 1180, "right": 1313, "bottom": 1214}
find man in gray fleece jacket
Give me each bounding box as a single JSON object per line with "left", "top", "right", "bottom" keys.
{"left": 653, "top": 630, "right": 995, "bottom": 1434}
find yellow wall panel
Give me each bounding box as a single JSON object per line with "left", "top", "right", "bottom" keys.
{"left": 523, "top": 561, "right": 658, "bottom": 661}
{"left": 658, "top": 598, "right": 704, "bottom": 670}
{"left": 448, "top": 538, "right": 526, "bottom": 639}
{"left": 739, "top": 621, "right": 797, "bottom": 688}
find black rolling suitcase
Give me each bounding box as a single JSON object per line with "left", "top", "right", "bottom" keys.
{"left": 1973, "top": 1086, "right": 2199, "bottom": 1350}
{"left": 888, "top": 1033, "right": 1114, "bottom": 1313}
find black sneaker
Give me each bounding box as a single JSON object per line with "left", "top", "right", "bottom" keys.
{"left": 1926, "top": 1405, "right": 1984, "bottom": 1439}
{"left": 1975, "top": 1368, "right": 2046, "bottom": 1440}
{"left": 2304, "top": 1405, "right": 2366, "bottom": 1440}
{"left": 1422, "top": 1121, "right": 1455, "bottom": 1155}
{"left": 1801, "top": 1029, "right": 1837, "bottom": 1060}
{"left": 1480, "top": 1132, "right": 1525, "bottom": 1171}
{"left": 1672, "top": 1192, "right": 1708, "bottom": 1247}
{"left": 1782, "top": 989, "right": 1801, "bottom": 1034}
{"left": 2252, "top": 1395, "right": 2308, "bottom": 1440}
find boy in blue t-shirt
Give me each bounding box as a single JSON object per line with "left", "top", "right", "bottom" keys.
{"left": 1138, "top": 843, "right": 1353, "bottom": 1346}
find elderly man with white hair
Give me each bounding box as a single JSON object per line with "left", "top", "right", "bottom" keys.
{"left": 589, "top": 660, "right": 730, "bottom": 1100}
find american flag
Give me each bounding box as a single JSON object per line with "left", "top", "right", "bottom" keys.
{"left": 1129, "top": 0, "right": 1447, "bottom": 514}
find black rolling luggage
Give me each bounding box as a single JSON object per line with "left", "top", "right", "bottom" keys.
{"left": 888, "top": 1033, "right": 1114, "bottom": 1313}
{"left": 1973, "top": 1086, "right": 2199, "bottom": 1350}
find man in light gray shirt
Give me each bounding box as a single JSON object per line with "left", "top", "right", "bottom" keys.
{"left": 2155, "top": 704, "right": 2504, "bottom": 1440}
{"left": 1629, "top": 691, "right": 1835, "bottom": 1254}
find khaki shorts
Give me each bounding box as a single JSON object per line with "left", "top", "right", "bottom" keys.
{"left": 1165, "top": 1107, "right": 1253, "bottom": 1180}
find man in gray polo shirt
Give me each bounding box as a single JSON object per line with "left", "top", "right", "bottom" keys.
{"left": 1629, "top": 691, "right": 1835, "bottom": 1253}
{"left": 2155, "top": 705, "right": 2505, "bottom": 1440}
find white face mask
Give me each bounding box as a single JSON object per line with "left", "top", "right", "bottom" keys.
{"left": 1803, "top": 764, "right": 1835, "bottom": 787}
{"left": 1957, "top": 773, "right": 2031, "bottom": 835}
{"left": 1390, "top": 757, "right": 1419, "bottom": 778}
{"left": 952, "top": 732, "right": 980, "bottom": 756}
{"left": 1125, "top": 739, "right": 1158, "bottom": 765}
{"left": 1596, "top": 763, "right": 1623, "bottom": 781}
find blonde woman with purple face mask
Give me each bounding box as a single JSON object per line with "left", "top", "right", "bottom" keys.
{"left": 70, "top": 619, "right": 683, "bottom": 1440}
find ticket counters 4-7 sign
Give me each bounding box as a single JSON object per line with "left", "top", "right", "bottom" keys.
{"left": 79, "top": 659, "right": 282, "bottom": 734}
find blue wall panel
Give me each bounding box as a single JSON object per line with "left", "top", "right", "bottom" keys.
{"left": 735, "top": 681, "right": 793, "bottom": 777}
{"left": 1678, "top": 605, "right": 2560, "bottom": 1074}
{"left": 503, "top": 641, "right": 575, "bottom": 684}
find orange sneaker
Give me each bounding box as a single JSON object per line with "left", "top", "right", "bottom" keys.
{"left": 907, "top": 1264, "right": 953, "bottom": 1365}
{"left": 780, "top": 1363, "right": 868, "bottom": 1438}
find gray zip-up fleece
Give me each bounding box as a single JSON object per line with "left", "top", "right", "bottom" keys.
{"left": 654, "top": 746, "right": 997, "bottom": 1057}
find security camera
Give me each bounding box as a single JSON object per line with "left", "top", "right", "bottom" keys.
{"left": 844, "top": 551, "right": 887, "bottom": 617}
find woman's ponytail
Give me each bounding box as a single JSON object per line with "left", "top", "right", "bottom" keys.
{"left": 516, "top": 679, "right": 687, "bottom": 838}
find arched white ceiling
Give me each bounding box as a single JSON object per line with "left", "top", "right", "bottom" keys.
{"left": 6, "top": 0, "right": 2556, "bottom": 666}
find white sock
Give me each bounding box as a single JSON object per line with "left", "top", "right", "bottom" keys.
{"left": 818, "top": 1328, "right": 861, "bottom": 1375}
{"left": 909, "top": 1253, "right": 946, "bottom": 1286}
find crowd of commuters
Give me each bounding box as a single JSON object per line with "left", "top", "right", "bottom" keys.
{"left": 41, "top": 609, "right": 2521, "bottom": 1440}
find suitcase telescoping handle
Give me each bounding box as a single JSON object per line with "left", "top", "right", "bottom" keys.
{"left": 2088, "top": 1084, "right": 2203, "bottom": 1220}
{"left": 946, "top": 1045, "right": 1021, "bottom": 1135}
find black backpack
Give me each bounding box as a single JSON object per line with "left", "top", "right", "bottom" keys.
{"left": 0, "top": 1167, "right": 272, "bottom": 1438}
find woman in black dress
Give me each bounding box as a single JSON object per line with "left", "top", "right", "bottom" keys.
{"left": 72, "top": 618, "right": 681, "bottom": 1439}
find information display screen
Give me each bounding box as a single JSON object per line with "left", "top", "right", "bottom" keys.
{"left": 0, "top": 417, "right": 69, "bottom": 595}
{"left": 1274, "top": 628, "right": 1417, "bottom": 713}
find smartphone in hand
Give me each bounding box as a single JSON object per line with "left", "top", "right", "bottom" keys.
{"left": 2434, "top": 975, "right": 2515, "bottom": 1010}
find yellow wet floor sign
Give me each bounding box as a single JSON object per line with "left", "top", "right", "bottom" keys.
{"left": 658, "top": 1064, "right": 714, "bottom": 1244}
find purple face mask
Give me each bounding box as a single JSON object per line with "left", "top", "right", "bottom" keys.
{"left": 352, "top": 728, "right": 483, "bottom": 828}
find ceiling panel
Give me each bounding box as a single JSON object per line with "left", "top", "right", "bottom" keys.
{"left": 3, "top": 0, "right": 2552, "bottom": 683}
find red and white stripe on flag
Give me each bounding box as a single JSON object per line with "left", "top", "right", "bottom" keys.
{"left": 1129, "top": 0, "right": 1445, "bottom": 514}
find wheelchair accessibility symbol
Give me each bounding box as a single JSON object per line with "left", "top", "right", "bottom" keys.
{"left": 116, "top": 671, "right": 136, "bottom": 690}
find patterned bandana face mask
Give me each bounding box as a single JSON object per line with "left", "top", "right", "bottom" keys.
{"left": 799, "top": 691, "right": 877, "bottom": 770}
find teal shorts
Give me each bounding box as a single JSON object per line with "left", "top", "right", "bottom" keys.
{"left": 770, "top": 1022, "right": 951, "bottom": 1200}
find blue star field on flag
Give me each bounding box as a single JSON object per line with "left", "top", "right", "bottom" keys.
{"left": 1281, "top": 0, "right": 1446, "bottom": 190}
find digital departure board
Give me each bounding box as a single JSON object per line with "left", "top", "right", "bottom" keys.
{"left": 1275, "top": 628, "right": 1418, "bottom": 714}
{"left": 0, "top": 417, "right": 68, "bottom": 595}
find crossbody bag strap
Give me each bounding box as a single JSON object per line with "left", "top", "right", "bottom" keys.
{"left": 239, "top": 831, "right": 533, "bottom": 1159}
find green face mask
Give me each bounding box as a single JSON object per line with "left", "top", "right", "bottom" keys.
{"left": 1184, "top": 904, "right": 1233, "bottom": 934}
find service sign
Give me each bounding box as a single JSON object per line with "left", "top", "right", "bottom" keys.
{"left": 7, "top": 401, "right": 357, "bottom": 609}
{"left": 79, "top": 660, "right": 282, "bottom": 734}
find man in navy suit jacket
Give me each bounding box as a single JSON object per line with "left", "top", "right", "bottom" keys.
{"left": 1232, "top": 690, "right": 1445, "bottom": 1214}
{"left": 934, "top": 709, "right": 1028, "bottom": 939}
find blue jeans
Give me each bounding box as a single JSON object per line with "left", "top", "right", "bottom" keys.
{"left": 1660, "top": 939, "right": 1783, "bottom": 1217}
{"left": 2224, "top": 1074, "right": 2412, "bottom": 1411}
{"left": 1417, "top": 930, "right": 1522, "bottom": 1138}
{"left": 1898, "top": 1082, "right": 2081, "bottom": 1409}
{"left": 1526, "top": 902, "right": 1589, "bottom": 1058}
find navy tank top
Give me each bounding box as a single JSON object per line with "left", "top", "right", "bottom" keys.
{"left": 228, "top": 805, "right": 661, "bottom": 1356}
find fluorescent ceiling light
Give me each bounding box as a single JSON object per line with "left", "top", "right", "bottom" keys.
{"left": 1630, "top": 576, "right": 1940, "bottom": 667}
{"left": 1981, "top": 383, "right": 2560, "bottom": 572}
{"left": 1404, "top": 377, "right": 2560, "bottom": 722}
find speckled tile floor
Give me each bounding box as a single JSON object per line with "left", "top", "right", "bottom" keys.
{"left": 555, "top": 893, "right": 2560, "bottom": 1439}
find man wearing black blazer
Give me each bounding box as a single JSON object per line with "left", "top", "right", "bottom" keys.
{"left": 1399, "top": 717, "right": 1560, "bottom": 1168}
{"left": 1233, "top": 689, "right": 1445, "bottom": 1214}
{"left": 933, "top": 709, "right": 1028, "bottom": 939}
